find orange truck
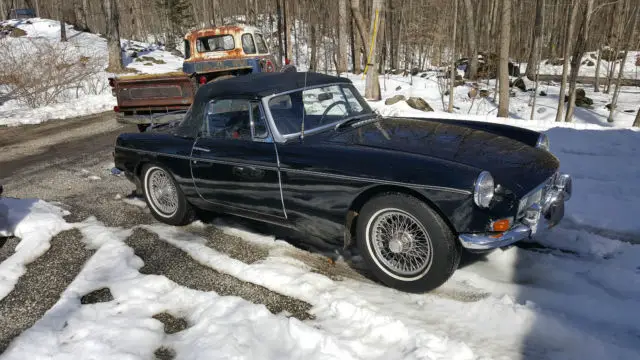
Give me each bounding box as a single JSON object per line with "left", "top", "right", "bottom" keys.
{"left": 109, "top": 25, "right": 295, "bottom": 131}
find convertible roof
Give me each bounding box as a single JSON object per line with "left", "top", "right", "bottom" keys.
{"left": 176, "top": 72, "right": 352, "bottom": 138}
{"left": 195, "top": 71, "right": 352, "bottom": 100}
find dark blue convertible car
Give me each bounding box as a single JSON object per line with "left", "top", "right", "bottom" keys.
{"left": 114, "top": 72, "right": 572, "bottom": 293}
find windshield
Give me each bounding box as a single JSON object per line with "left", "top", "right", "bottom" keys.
{"left": 196, "top": 35, "right": 235, "bottom": 53}
{"left": 267, "top": 83, "right": 372, "bottom": 136}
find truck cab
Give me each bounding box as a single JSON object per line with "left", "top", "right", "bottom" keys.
{"left": 183, "top": 26, "right": 278, "bottom": 84}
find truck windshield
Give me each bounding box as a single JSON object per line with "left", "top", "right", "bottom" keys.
{"left": 196, "top": 35, "right": 235, "bottom": 53}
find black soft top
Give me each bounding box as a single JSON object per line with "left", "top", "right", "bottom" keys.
{"left": 196, "top": 71, "right": 351, "bottom": 99}
{"left": 176, "top": 72, "right": 352, "bottom": 137}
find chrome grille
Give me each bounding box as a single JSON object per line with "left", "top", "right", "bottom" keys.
{"left": 516, "top": 174, "right": 555, "bottom": 220}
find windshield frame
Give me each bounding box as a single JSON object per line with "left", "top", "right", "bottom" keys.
{"left": 261, "top": 82, "right": 374, "bottom": 143}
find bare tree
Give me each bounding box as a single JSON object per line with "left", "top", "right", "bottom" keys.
{"left": 555, "top": 0, "right": 579, "bottom": 122}
{"left": 364, "top": 0, "right": 383, "bottom": 100}
{"left": 350, "top": 0, "right": 370, "bottom": 57}
{"left": 462, "top": 0, "right": 477, "bottom": 80}
{"left": 497, "top": 0, "right": 511, "bottom": 118}
{"left": 337, "top": 0, "right": 348, "bottom": 74}
{"left": 102, "top": 0, "right": 123, "bottom": 72}
{"left": 525, "top": 0, "right": 544, "bottom": 80}
{"left": 448, "top": 0, "right": 458, "bottom": 113}
{"left": 565, "top": 0, "right": 594, "bottom": 122}
{"left": 634, "top": 108, "right": 640, "bottom": 127}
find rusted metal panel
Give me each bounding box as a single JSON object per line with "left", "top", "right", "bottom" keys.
{"left": 113, "top": 75, "right": 195, "bottom": 110}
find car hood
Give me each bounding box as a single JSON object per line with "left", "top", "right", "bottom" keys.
{"left": 329, "top": 117, "right": 559, "bottom": 196}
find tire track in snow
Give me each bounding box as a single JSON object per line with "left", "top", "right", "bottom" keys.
{"left": 0, "top": 229, "right": 93, "bottom": 353}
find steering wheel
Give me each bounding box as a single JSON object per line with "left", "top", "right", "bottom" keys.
{"left": 318, "top": 101, "right": 348, "bottom": 125}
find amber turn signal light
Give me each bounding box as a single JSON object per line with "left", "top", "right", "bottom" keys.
{"left": 492, "top": 218, "right": 511, "bottom": 232}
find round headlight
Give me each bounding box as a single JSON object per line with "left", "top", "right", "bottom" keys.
{"left": 536, "top": 133, "right": 550, "bottom": 150}
{"left": 474, "top": 171, "right": 495, "bottom": 208}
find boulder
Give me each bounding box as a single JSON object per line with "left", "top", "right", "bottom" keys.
{"left": 420, "top": 73, "right": 427, "bottom": 78}
{"left": 546, "top": 58, "right": 564, "bottom": 66}
{"left": 539, "top": 90, "right": 547, "bottom": 96}
{"left": 576, "top": 88, "right": 586, "bottom": 99}
{"left": 601, "top": 48, "right": 625, "bottom": 62}
{"left": 395, "top": 85, "right": 402, "bottom": 91}
{"left": 410, "top": 68, "right": 420, "bottom": 76}
{"left": 479, "top": 89, "right": 490, "bottom": 98}
{"left": 80, "top": 288, "right": 114, "bottom": 304}
{"left": 406, "top": 97, "right": 434, "bottom": 112}
{"left": 586, "top": 60, "right": 595, "bottom": 66}
{"left": 385, "top": 95, "right": 406, "bottom": 105}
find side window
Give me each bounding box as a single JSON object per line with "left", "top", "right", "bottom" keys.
{"left": 184, "top": 39, "right": 191, "bottom": 59}
{"left": 250, "top": 102, "right": 269, "bottom": 140}
{"left": 241, "top": 34, "right": 257, "bottom": 54}
{"left": 204, "top": 99, "right": 252, "bottom": 140}
{"left": 341, "top": 87, "right": 364, "bottom": 113}
{"left": 254, "top": 33, "right": 268, "bottom": 54}
{"left": 204, "top": 99, "right": 269, "bottom": 141}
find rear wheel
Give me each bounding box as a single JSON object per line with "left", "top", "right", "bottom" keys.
{"left": 141, "top": 164, "right": 194, "bottom": 226}
{"left": 356, "top": 193, "right": 461, "bottom": 293}
{"left": 137, "top": 124, "right": 150, "bottom": 132}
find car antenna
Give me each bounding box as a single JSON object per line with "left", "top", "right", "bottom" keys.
{"left": 300, "top": 70, "right": 308, "bottom": 141}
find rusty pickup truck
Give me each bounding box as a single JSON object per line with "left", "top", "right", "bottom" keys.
{"left": 109, "top": 25, "right": 294, "bottom": 131}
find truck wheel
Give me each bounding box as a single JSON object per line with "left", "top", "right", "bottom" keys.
{"left": 137, "top": 124, "right": 150, "bottom": 132}
{"left": 141, "top": 164, "right": 194, "bottom": 226}
{"left": 356, "top": 193, "right": 461, "bottom": 293}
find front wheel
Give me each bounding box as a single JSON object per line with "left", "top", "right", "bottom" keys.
{"left": 356, "top": 193, "right": 461, "bottom": 293}
{"left": 141, "top": 164, "right": 194, "bottom": 226}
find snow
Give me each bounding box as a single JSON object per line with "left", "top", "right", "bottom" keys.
{"left": 0, "top": 198, "right": 71, "bottom": 299}
{"left": 0, "top": 18, "right": 182, "bottom": 127}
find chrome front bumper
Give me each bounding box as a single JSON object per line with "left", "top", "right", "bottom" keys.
{"left": 459, "top": 173, "right": 572, "bottom": 251}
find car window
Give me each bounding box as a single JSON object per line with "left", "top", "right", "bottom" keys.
{"left": 204, "top": 99, "right": 270, "bottom": 141}
{"left": 254, "top": 33, "right": 268, "bottom": 53}
{"left": 184, "top": 39, "right": 191, "bottom": 59}
{"left": 196, "top": 35, "right": 235, "bottom": 53}
{"left": 204, "top": 99, "right": 252, "bottom": 140}
{"left": 241, "top": 34, "right": 256, "bottom": 54}
{"left": 267, "top": 84, "right": 372, "bottom": 136}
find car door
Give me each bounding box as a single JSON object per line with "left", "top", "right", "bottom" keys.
{"left": 190, "top": 98, "right": 286, "bottom": 220}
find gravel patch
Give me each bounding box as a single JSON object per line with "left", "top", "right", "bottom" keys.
{"left": 126, "top": 228, "right": 313, "bottom": 320}
{"left": 80, "top": 287, "right": 114, "bottom": 304}
{"left": 153, "top": 312, "right": 189, "bottom": 334}
{"left": 0, "top": 229, "right": 93, "bottom": 353}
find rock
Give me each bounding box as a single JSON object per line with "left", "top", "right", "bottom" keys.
{"left": 546, "top": 58, "right": 564, "bottom": 66}
{"left": 590, "top": 53, "right": 598, "bottom": 60}
{"left": 576, "top": 88, "right": 586, "bottom": 99}
{"left": 479, "top": 89, "right": 490, "bottom": 98}
{"left": 406, "top": 97, "right": 434, "bottom": 112}
{"left": 509, "top": 91, "right": 517, "bottom": 97}
{"left": 420, "top": 73, "right": 427, "bottom": 78}
{"left": 601, "top": 48, "right": 625, "bottom": 62}
{"left": 454, "top": 79, "right": 465, "bottom": 87}
{"left": 513, "top": 77, "right": 527, "bottom": 91}
{"left": 395, "top": 86, "right": 402, "bottom": 91}
{"left": 537, "top": 107, "right": 547, "bottom": 114}
{"left": 575, "top": 97, "right": 593, "bottom": 108}
{"left": 410, "top": 68, "right": 420, "bottom": 76}
{"left": 586, "top": 60, "right": 595, "bottom": 66}
{"left": 385, "top": 95, "right": 406, "bottom": 105}
{"left": 154, "top": 347, "right": 176, "bottom": 360}
{"left": 80, "top": 288, "right": 114, "bottom": 304}
{"left": 605, "top": 103, "right": 613, "bottom": 111}
{"left": 539, "top": 91, "right": 547, "bottom": 96}
{"left": 153, "top": 312, "right": 188, "bottom": 334}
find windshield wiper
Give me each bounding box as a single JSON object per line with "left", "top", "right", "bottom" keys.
{"left": 334, "top": 113, "right": 379, "bottom": 130}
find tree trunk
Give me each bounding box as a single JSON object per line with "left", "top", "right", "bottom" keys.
{"left": 0, "top": 0, "right": 6, "bottom": 21}
{"left": 525, "top": 0, "right": 544, "bottom": 80}
{"left": 59, "top": 1, "right": 67, "bottom": 42}
{"left": 284, "top": 0, "right": 292, "bottom": 62}
{"left": 102, "top": 0, "right": 123, "bottom": 72}
{"left": 594, "top": 46, "right": 602, "bottom": 92}
{"left": 364, "top": 0, "right": 383, "bottom": 100}
{"left": 350, "top": 0, "right": 370, "bottom": 57}
{"left": 565, "top": 0, "right": 594, "bottom": 123}
{"left": 338, "top": 0, "right": 349, "bottom": 74}
{"left": 605, "top": 0, "right": 626, "bottom": 94}
{"left": 350, "top": 16, "right": 358, "bottom": 73}
{"left": 634, "top": 108, "right": 640, "bottom": 127}
{"left": 462, "top": 0, "right": 477, "bottom": 80}
{"left": 448, "top": 0, "right": 458, "bottom": 113}
{"left": 555, "top": 0, "right": 578, "bottom": 122}
{"left": 497, "top": 0, "right": 511, "bottom": 118}
{"left": 607, "top": 49, "right": 628, "bottom": 123}
{"left": 276, "top": 0, "right": 284, "bottom": 65}
{"left": 309, "top": 23, "right": 317, "bottom": 72}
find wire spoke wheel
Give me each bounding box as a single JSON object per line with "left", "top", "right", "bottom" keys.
{"left": 147, "top": 168, "right": 178, "bottom": 216}
{"left": 368, "top": 209, "right": 434, "bottom": 277}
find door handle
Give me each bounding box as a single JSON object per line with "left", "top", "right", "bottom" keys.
{"left": 193, "top": 146, "right": 211, "bottom": 153}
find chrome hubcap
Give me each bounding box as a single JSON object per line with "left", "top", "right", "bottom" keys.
{"left": 370, "top": 210, "right": 433, "bottom": 276}
{"left": 148, "top": 169, "right": 178, "bottom": 215}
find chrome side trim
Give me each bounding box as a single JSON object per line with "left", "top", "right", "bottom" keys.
{"left": 116, "top": 146, "right": 472, "bottom": 195}
{"left": 282, "top": 167, "right": 472, "bottom": 195}
{"left": 116, "top": 146, "right": 192, "bottom": 161}
{"left": 193, "top": 146, "right": 210, "bottom": 152}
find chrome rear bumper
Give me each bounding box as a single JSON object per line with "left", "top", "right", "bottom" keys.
{"left": 459, "top": 173, "right": 572, "bottom": 251}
